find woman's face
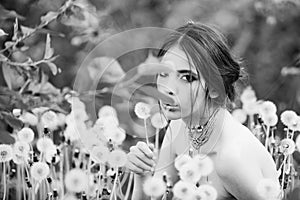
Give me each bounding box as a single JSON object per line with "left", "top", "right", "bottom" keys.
{"left": 157, "top": 45, "right": 207, "bottom": 120}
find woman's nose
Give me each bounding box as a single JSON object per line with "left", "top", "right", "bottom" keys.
{"left": 160, "top": 79, "right": 177, "bottom": 96}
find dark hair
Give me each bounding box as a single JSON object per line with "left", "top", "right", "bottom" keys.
{"left": 158, "top": 22, "right": 242, "bottom": 105}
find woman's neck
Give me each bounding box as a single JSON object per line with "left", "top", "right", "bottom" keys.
{"left": 182, "top": 105, "right": 218, "bottom": 128}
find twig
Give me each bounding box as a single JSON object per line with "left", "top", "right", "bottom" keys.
{"left": 0, "top": 0, "right": 73, "bottom": 54}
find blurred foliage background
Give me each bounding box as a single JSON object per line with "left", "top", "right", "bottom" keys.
{"left": 0, "top": 0, "right": 300, "bottom": 112}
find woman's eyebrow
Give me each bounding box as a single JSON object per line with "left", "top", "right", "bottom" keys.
{"left": 177, "top": 70, "right": 198, "bottom": 76}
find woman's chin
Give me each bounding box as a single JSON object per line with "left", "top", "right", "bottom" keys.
{"left": 162, "top": 109, "right": 182, "bottom": 120}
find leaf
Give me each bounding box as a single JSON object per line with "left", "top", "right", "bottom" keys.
{"left": 1, "top": 111, "right": 24, "bottom": 129}
{"left": 0, "top": 129, "right": 15, "bottom": 144}
{"left": 0, "top": 54, "right": 8, "bottom": 62}
{"left": 21, "top": 25, "right": 35, "bottom": 36}
{"left": 40, "top": 11, "right": 59, "bottom": 24}
{"left": 44, "top": 34, "right": 54, "bottom": 59}
{"left": 0, "top": 5, "right": 25, "bottom": 20}
{"left": 45, "top": 62, "right": 58, "bottom": 75}
{"left": 0, "top": 28, "right": 8, "bottom": 37}
{"left": 0, "top": 95, "right": 11, "bottom": 109}
{"left": 1, "top": 63, "right": 26, "bottom": 90}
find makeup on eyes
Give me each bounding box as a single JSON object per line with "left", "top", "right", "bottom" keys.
{"left": 177, "top": 70, "right": 199, "bottom": 82}
{"left": 158, "top": 69, "right": 199, "bottom": 82}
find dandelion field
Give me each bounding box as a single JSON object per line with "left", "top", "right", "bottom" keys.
{"left": 1, "top": 0, "right": 300, "bottom": 200}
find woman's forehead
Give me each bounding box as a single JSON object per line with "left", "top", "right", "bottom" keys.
{"left": 161, "top": 46, "right": 197, "bottom": 73}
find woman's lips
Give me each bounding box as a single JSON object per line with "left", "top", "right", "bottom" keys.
{"left": 162, "top": 103, "right": 179, "bottom": 110}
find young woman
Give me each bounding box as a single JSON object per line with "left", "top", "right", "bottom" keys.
{"left": 126, "top": 22, "right": 279, "bottom": 200}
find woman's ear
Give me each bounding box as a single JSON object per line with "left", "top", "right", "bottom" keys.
{"left": 209, "top": 89, "right": 219, "bottom": 99}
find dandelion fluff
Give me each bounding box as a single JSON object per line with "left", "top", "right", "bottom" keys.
{"left": 179, "top": 162, "right": 202, "bottom": 184}
{"left": 262, "top": 114, "right": 278, "bottom": 127}
{"left": 151, "top": 112, "right": 168, "bottom": 129}
{"left": 98, "top": 105, "right": 117, "bottom": 118}
{"left": 65, "top": 169, "right": 88, "bottom": 193}
{"left": 232, "top": 109, "right": 247, "bottom": 124}
{"left": 134, "top": 102, "right": 151, "bottom": 119}
{"left": 174, "top": 154, "right": 192, "bottom": 171}
{"left": 30, "top": 162, "right": 50, "bottom": 181}
{"left": 0, "top": 144, "right": 13, "bottom": 163}
{"left": 280, "top": 138, "right": 295, "bottom": 155}
{"left": 143, "top": 176, "right": 166, "bottom": 197}
{"left": 173, "top": 181, "right": 196, "bottom": 199}
{"left": 198, "top": 184, "right": 218, "bottom": 200}
{"left": 17, "top": 127, "right": 35, "bottom": 143}
{"left": 108, "top": 149, "right": 127, "bottom": 167}
{"left": 192, "top": 154, "right": 214, "bottom": 176}
{"left": 280, "top": 110, "right": 297, "bottom": 128}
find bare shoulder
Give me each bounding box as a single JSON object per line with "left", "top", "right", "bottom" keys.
{"left": 212, "top": 112, "right": 278, "bottom": 199}
{"left": 215, "top": 111, "right": 277, "bottom": 178}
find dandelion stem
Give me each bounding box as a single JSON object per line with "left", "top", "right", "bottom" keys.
{"left": 144, "top": 119, "right": 150, "bottom": 146}
{"left": 109, "top": 167, "right": 119, "bottom": 200}
{"left": 21, "top": 166, "right": 27, "bottom": 200}
{"left": 155, "top": 128, "right": 160, "bottom": 158}
{"left": 59, "top": 151, "right": 64, "bottom": 197}
{"left": 17, "top": 165, "right": 21, "bottom": 200}
{"left": 86, "top": 157, "right": 92, "bottom": 200}
{"left": 124, "top": 172, "right": 133, "bottom": 200}
{"left": 96, "top": 171, "right": 101, "bottom": 200}
{"left": 2, "top": 163, "right": 6, "bottom": 200}
{"left": 280, "top": 156, "right": 288, "bottom": 192}
{"left": 264, "top": 126, "right": 270, "bottom": 149}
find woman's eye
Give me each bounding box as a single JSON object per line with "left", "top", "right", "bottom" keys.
{"left": 181, "top": 75, "right": 197, "bottom": 83}
{"left": 159, "top": 72, "right": 168, "bottom": 77}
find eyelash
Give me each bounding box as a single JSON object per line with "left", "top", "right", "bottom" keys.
{"left": 158, "top": 73, "right": 198, "bottom": 83}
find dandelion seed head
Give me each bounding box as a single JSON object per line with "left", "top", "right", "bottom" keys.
{"left": 19, "top": 112, "right": 38, "bottom": 126}
{"left": 198, "top": 184, "right": 218, "bottom": 200}
{"left": 17, "top": 127, "right": 35, "bottom": 143}
{"left": 232, "top": 109, "right": 247, "bottom": 124}
{"left": 104, "top": 127, "right": 126, "bottom": 145}
{"left": 193, "top": 154, "right": 214, "bottom": 176}
{"left": 143, "top": 176, "right": 166, "bottom": 197}
{"left": 12, "top": 153, "right": 28, "bottom": 164}
{"left": 95, "top": 116, "right": 119, "bottom": 129}
{"left": 151, "top": 112, "right": 168, "bottom": 129}
{"left": 179, "top": 162, "right": 202, "bottom": 184}
{"left": 30, "top": 162, "right": 50, "bottom": 181}
{"left": 242, "top": 101, "right": 259, "bottom": 115}
{"left": 108, "top": 149, "right": 127, "bottom": 167}
{"left": 90, "top": 145, "right": 109, "bottom": 164}
{"left": 134, "top": 102, "right": 151, "bottom": 119}
{"left": 173, "top": 181, "right": 197, "bottom": 199}
{"left": 98, "top": 105, "right": 117, "bottom": 118}
{"left": 175, "top": 154, "right": 192, "bottom": 171}
{"left": 13, "top": 141, "right": 30, "bottom": 156}
{"left": 262, "top": 114, "right": 278, "bottom": 127}
{"left": 240, "top": 86, "right": 257, "bottom": 104}
{"left": 280, "top": 138, "right": 295, "bottom": 155}
{"left": 65, "top": 169, "right": 89, "bottom": 193}
{"left": 281, "top": 110, "right": 297, "bottom": 128}
{"left": 0, "top": 144, "right": 13, "bottom": 163}
{"left": 259, "top": 101, "right": 277, "bottom": 118}
{"left": 41, "top": 110, "right": 59, "bottom": 130}
{"left": 36, "top": 137, "right": 55, "bottom": 153}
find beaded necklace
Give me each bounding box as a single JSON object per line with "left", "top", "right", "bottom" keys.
{"left": 187, "top": 107, "right": 220, "bottom": 152}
